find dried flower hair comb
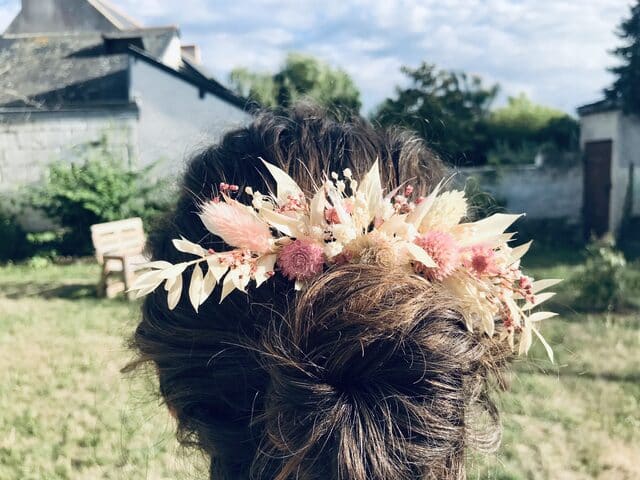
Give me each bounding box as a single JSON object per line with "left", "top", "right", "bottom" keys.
{"left": 130, "top": 159, "right": 560, "bottom": 361}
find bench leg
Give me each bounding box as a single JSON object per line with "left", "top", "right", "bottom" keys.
{"left": 123, "top": 257, "right": 136, "bottom": 301}
{"left": 97, "top": 262, "right": 108, "bottom": 298}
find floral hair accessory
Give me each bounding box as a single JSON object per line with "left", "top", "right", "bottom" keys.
{"left": 130, "top": 160, "right": 560, "bottom": 361}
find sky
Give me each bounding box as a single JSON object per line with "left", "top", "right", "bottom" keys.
{"left": 0, "top": 0, "right": 633, "bottom": 115}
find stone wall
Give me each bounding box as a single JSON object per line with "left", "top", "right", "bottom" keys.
{"left": 457, "top": 164, "right": 583, "bottom": 223}
{"left": 0, "top": 108, "right": 138, "bottom": 230}
{"left": 0, "top": 108, "right": 138, "bottom": 192}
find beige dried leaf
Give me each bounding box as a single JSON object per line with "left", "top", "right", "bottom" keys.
{"left": 188, "top": 263, "right": 204, "bottom": 311}
{"left": 167, "top": 274, "right": 183, "bottom": 310}
{"left": 173, "top": 237, "right": 208, "bottom": 257}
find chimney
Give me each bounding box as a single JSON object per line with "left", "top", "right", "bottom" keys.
{"left": 5, "top": 0, "right": 124, "bottom": 35}
{"left": 17, "top": 0, "right": 61, "bottom": 31}
{"left": 181, "top": 44, "right": 201, "bottom": 64}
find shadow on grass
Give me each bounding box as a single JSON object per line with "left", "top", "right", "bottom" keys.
{"left": 558, "top": 370, "right": 640, "bottom": 385}
{"left": 0, "top": 281, "right": 98, "bottom": 300}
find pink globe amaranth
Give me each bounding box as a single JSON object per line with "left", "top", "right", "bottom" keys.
{"left": 466, "top": 245, "right": 500, "bottom": 276}
{"left": 278, "top": 238, "right": 326, "bottom": 281}
{"left": 414, "top": 231, "right": 461, "bottom": 281}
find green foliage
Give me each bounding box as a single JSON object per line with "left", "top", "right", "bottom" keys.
{"left": 0, "top": 205, "right": 30, "bottom": 262}
{"left": 373, "top": 62, "right": 499, "bottom": 165}
{"left": 374, "top": 64, "right": 578, "bottom": 166}
{"left": 606, "top": 1, "right": 640, "bottom": 114}
{"left": 487, "top": 140, "right": 541, "bottom": 167}
{"left": 574, "top": 239, "right": 628, "bottom": 312}
{"left": 489, "top": 93, "right": 567, "bottom": 132}
{"left": 485, "top": 94, "right": 579, "bottom": 166}
{"left": 517, "top": 218, "right": 584, "bottom": 250}
{"left": 464, "top": 176, "right": 506, "bottom": 219}
{"left": 32, "top": 136, "right": 173, "bottom": 256}
{"left": 230, "top": 53, "right": 362, "bottom": 113}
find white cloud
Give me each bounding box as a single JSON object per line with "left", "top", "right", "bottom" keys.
{"left": 0, "top": 0, "right": 633, "bottom": 113}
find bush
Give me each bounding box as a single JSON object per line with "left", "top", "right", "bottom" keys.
{"left": 0, "top": 205, "right": 30, "bottom": 262}
{"left": 516, "top": 218, "right": 583, "bottom": 249}
{"left": 487, "top": 140, "right": 540, "bottom": 166}
{"left": 464, "top": 176, "right": 506, "bottom": 219}
{"left": 574, "top": 239, "right": 627, "bottom": 312}
{"left": 32, "top": 136, "right": 173, "bottom": 256}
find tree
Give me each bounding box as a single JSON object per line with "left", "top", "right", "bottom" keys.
{"left": 488, "top": 93, "right": 579, "bottom": 151}
{"left": 372, "top": 63, "right": 499, "bottom": 166}
{"left": 229, "top": 53, "right": 362, "bottom": 113}
{"left": 606, "top": 1, "right": 640, "bottom": 114}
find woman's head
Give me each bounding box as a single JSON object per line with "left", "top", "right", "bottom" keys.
{"left": 128, "top": 104, "right": 510, "bottom": 480}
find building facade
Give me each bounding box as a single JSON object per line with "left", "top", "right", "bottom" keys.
{"left": 578, "top": 99, "right": 640, "bottom": 236}
{"left": 0, "top": 0, "right": 252, "bottom": 208}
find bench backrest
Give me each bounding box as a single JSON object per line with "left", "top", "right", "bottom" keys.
{"left": 90, "top": 217, "right": 145, "bottom": 264}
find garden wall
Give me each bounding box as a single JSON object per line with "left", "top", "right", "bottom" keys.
{"left": 457, "top": 164, "right": 583, "bottom": 223}
{"left": 0, "top": 107, "right": 137, "bottom": 192}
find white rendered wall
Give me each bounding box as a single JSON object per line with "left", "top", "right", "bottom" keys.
{"left": 458, "top": 165, "right": 583, "bottom": 223}
{"left": 578, "top": 109, "right": 640, "bottom": 232}
{"left": 130, "top": 57, "right": 251, "bottom": 176}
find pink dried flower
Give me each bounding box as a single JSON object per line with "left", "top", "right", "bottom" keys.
{"left": 324, "top": 200, "right": 354, "bottom": 224}
{"left": 518, "top": 275, "right": 535, "bottom": 303}
{"left": 219, "top": 182, "right": 239, "bottom": 193}
{"left": 278, "top": 238, "right": 325, "bottom": 281}
{"left": 414, "top": 231, "right": 460, "bottom": 281}
{"left": 199, "top": 198, "right": 273, "bottom": 253}
{"left": 324, "top": 207, "right": 341, "bottom": 224}
{"left": 466, "top": 245, "right": 500, "bottom": 276}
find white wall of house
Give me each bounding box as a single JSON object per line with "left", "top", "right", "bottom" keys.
{"left": 616, "top": 114, "right": 640, "bottom": 218}
{"left": 159, "top": 35, "right": 183, "bottom": 69}
{"left": 0, "top": 108, "right": 137, "bottom": 191}
{"left": 580, "top": 109, "right": 640, "bottom": 231}
{"left": 580, "top": 110, "right": 619, "bottom": 147}
{"left": 458, "top": 165, "right": 583, "bottom": 223}
{"left": 130, "top": 57, "right": 251, "bottom": 176}
{"left": 633, "top": 167, "right": 640, "bottom": 216}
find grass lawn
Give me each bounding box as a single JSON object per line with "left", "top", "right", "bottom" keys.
{"left": 1, "top": 251, "right": 639, "bottom": 479}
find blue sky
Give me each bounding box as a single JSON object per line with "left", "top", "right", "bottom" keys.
{"left": 0, "top": 0, "right": 633, "bottom": 114}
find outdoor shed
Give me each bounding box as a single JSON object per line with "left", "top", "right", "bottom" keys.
{"left": 578, "top": 99, "right": 640, "bottom": 236}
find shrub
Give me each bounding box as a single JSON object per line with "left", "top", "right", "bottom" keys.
{"left": 516, "top": 218, "right": 583, "bottom": 249}
{"left": 32, "top": 136, "right": 174, "bottom": 256}
{"left": 0, "top": 205, "right": 30, "bottom": 262}
{"left": 574, "top": 239, "right": 627, "bottom": 312}
{"left": 464, "top": 176, "right": 506, "bottom": 219}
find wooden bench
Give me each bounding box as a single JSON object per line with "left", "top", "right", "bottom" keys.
{"left": 90, "top": 217, "right": 147, "bottom": 299}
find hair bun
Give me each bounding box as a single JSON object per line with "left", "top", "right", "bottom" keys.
{"left": 257, "top": 264, "right": 510, "bottom": 480}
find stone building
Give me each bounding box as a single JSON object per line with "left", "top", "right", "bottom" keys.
{"left": 0, "top": 0, "right": 251, "bottom": 201}
{"left": 578, "top": 99, "right": 640, "bottom": 236}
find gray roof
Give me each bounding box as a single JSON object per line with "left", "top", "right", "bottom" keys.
{"left": 577, "top": 98, "right": 620, "bottom": 117}
{"left": 88, "top": 0, "right": 142, "bottom": 30}
{"left": 0, "top": 0, "right": 250, "bottom": 111}
{"left": 0, "top": 27, "right": 176, "bottom": 108}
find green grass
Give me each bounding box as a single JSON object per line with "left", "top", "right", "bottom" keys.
{"left": 1, "top": 253, "right": 639, "bottom": 479}
{"left": 0, "top": 262, "right": 208, "bottom": 479}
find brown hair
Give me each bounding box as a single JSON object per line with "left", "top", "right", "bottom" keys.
{"left": 126, "top": 104, "right": 510, "bottom": 480}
